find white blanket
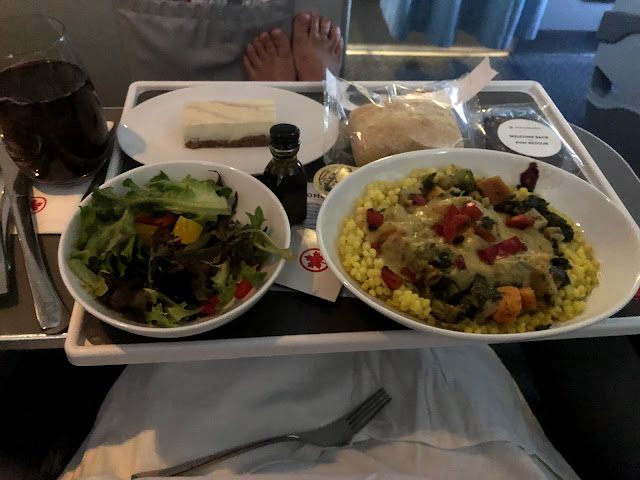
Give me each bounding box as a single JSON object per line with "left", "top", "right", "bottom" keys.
{"left": 60, "top": 347, "right": 578, "bottom": 480}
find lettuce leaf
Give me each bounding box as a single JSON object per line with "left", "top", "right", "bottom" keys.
{"left": 144, "top": 288, "right": 201, "bottom": 327}
{"left": 239, "top": 261, "right": 266, "bottom": 286}
{"left": 71, "top": 208, "right": 137, "bottom": 270}
{"left": 122, "top": 173, "right": 231, "bottom": 223}
{"left": 68, "top": 259, "right": 108, "bottom": 297}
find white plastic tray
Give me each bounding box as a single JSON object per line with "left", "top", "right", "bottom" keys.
{"left": 65, "top": 80, "right": 640, "bottom": 366}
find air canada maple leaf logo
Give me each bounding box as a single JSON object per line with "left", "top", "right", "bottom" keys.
{"left": 299, "top": 248, "right": 328, "bottom": 272}
{"left": 30, "top": 197, "right": 47, "bottom": 213}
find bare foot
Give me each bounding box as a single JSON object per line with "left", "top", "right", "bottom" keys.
{"left": 243, "top": 29, "right": 296, "bottom": 81}
{"left": 292, "top": 12, "right": 344, "bottom": 81}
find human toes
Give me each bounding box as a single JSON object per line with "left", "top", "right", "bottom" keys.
{"left": 246, "top": 43, "right": 261, "bottom": 67}
{"left": 319, "top": 17, "right": 331, "bottom": 39}
{"left": 243, "top": 55, "right": 257, "bottom": 80}
{"left": 270, "top": 28, "right": 292, "bottom": 57}
{"left": 259, "top": 31, "right": 277, "bottom": 56}
{"left": 252, "top": 37, "right": 267, "bottom": 58}
{"left": 328, "top": 25, "right": 341, "bottom": 49}
{"left": 293, "top": 12, "right": 311, "bottom": 43}
{"left": 308, "top": 12, "right": 321, "bottom": 39}
{"left": 334, "top": 36, "right": 344, "bottom": 59}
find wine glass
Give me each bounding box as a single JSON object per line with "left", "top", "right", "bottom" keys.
{"left": 0, "top": 15, "right": 110, "bottom": 185}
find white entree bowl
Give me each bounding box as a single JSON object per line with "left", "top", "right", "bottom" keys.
{"left": 59, "top": 161, "right": 290, "bottom": 338}
{"left": 317, "top": 149, "right": 640, "bottom": 342}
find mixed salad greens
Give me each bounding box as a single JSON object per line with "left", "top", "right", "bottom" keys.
{"left": 69, "top": 171, "right": 295, "bottom": 327}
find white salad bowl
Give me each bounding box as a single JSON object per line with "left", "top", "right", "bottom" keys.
{"left": 59, "top": 161, "right": 290, "bottom": 338}
{"left": 317, "top": 149, "right": 640, "bottom": 342}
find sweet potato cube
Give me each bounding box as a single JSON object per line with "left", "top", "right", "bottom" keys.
{"left": 493, "top": 286, "right": 522, "bottom": 325}
{"left": 478, "top": 176, "right": 512, "bottom": 205}
{"left": 519, "top": 287, "right": 537, "bottom": 312}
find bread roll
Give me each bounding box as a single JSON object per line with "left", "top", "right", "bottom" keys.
{"left": 348, "top": 100, "right": 463, "bottom": 167}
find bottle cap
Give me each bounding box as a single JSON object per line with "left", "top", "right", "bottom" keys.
{"left": 270, "top": 123, "right": 300, "bottom": 150}
{"left": 313, "top": 164, "right": 357, "bottom": 197}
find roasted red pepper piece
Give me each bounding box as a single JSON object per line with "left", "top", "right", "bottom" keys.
{"left": 478, "top": 244, "right": 500, "bottom": 265}
{"left": 440, "top": 205, "right": 471, "bottom": 243}
{"left": 443, "top": 204, "right": 460, "bottom": 225}
{"left": 506, "top": 214, "right": 535, "bottom": 230}
{"left": 371, "top": 242, "right": 380, "bottom": 254}
{"left": 478, "top": 236, "right": 528, "bottom": 265}
{"left": 234, "top": 279, "right": 253, "bottom": 299}
{"left": 518, "top": 162, "right": 539, "bottom": 192}
{"left": 473, "top": 225, "right": 496, "bottom": 243}
{"left": 135, "top": 212, "right": 178, "bottom": 228}
{"left": 199, "top": 295, "right": 219, "bottom": 315}
{"left": 381, "top": 266, "right": 403, "bottom": 290}
{"left": 460, "top": 202, "right": 483, "bottom": 219}
{"left": 496, "top": 236, "right": 528, "bottom": 259}
{"left": 401, "top": 266, "right": 417, "bottom": 283}
{"left": 431, "top": 223, "right": 444, "bottom": 237}
{"left": 444, "top": 214, "right": 471, "bottom": 244}
{"left": 455, "top": 255, "right": 466, "bottom": 270}
{"left": 409, "top": 193, "right": 427, "bottom": 206}
{"left": 366, "top": 208, "right": 384, "bottom": 231}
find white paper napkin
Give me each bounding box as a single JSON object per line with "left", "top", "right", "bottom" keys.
{"left": 275, "top": 227, "right": 343, "bottom": 302}
{"left": 26, "top": 121, "right": 114, "bottom": 234}
{"left": 59, "top": 347, "right": 579, "bottom": 480}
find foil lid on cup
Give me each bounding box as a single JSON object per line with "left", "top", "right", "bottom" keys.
{"left": 313, "top": 164, "right": 357, "bottom": 197}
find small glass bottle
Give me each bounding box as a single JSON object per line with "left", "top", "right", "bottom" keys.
{"left": 263, "top": 123, "right": 307, "bottom": 225}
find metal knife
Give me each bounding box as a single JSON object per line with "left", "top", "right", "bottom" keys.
{"left": 0, "top": 143, "right": 69, "bottom": 333}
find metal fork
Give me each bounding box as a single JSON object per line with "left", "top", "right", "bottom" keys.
{"left": 131, "top": 388, "right": 391, "bottom": 479}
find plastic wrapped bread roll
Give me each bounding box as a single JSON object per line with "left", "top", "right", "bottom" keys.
{"left": 348, "top": 100, "right": 464, "bottom": 167}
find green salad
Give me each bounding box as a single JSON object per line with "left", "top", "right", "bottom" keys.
{"left": 69, "top": 171, "right": 294, "bottom": 327}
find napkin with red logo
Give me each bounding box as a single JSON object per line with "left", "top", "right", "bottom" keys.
{"left": 275, "top": 227, "right": 343, "bottom": 302}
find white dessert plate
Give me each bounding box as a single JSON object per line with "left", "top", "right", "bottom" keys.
{"left": 117, "top": 84, "right": 337, "bottom": 174}
{"left": 317, "top": 148, "right": 640, "bottom": 342}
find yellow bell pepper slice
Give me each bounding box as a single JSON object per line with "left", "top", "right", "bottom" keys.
{"left": 172, "top": 216, "right": 203, "bottom": 245}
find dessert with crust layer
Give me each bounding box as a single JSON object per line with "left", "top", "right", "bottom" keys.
{"left": 183, "top": 100, "right": 276, "bottom": 149}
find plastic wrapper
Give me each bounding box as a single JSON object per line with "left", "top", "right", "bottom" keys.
{"left": 479, "top": 104, "right": 585, "bottom": 175}
{"left": 323, "top": 59, "right": 497, "bottom": 167}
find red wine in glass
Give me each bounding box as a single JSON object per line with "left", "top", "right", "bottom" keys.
{"left": 0, "top": 16, "right": 109, "bottom": 184}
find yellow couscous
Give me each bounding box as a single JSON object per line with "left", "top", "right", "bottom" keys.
{"left": 338, "top": 164, "right": 599, "bottom": 334}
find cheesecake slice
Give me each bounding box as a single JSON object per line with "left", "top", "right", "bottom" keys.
{"left": 183, "top": 100, "right": 276, "bottom": 149}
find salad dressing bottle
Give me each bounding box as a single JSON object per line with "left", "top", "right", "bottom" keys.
{"left": 263, "top": 123, "right": 307, "bottom": 225}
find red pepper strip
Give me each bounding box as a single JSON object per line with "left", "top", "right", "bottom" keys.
{"left": 496, "top": 236, "right": 528, "bottom": 260}
{"left": 234, "top": 279, "right": 253, "bottom": 299}
{"left": 478, "top": 244, "right": 500, "bottom": 265}
{"left": 478, "top": 236, "right": 528, "bottom": 265}
{"left": 371, "top": 242, "right": 381, "bottom": 254}
{"left": 135, "top": 213, "right": 178, "bottom": 228}
{"left": 199, "top": 295, "right": 219, "bottom": 315}
{"left": 443, "top": 214, "right": 471, "bottom": 244}
{"left": 455, "top": 255, "right": 466, "bottom": 270}
{"left": 381, "top": 266, "right": 403, "bottom": 290}
{"left": 443, "top": 204, "right": 460, "bottom": 225}
{"left": 473, "top": 225, "right": 496, "bottom": 243}
{"left": 401, "top": 267, "right": 417, "bottom": 283}
{"left": 366, "top": 208, "right": 384, "bottom": 231}
{"left": 431, "top": 224, "right": 444, "bottom": 237}
{"left": 460, "top": 202, "right": 483, "bottom": 219}
{"left": 506, "top": 214, "right": 535, "bottom": 230}
{"left": 409, "top": 193, "right": 427, "bottom": 206}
